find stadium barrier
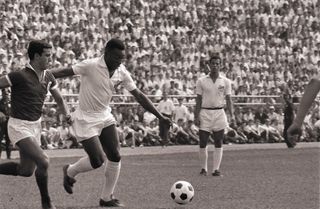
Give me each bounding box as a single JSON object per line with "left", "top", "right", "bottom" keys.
{"left": 44, "top": 94, "right": 292, "bottom": 107}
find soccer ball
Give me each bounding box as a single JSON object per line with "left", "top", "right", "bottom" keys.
{"left": 170, "top": 180, "right": 194, "bottom": 204}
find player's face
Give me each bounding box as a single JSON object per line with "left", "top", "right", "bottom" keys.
{"left": 38, "top": 48, "right": 52, "bottom": 70}
{"left": 105, "top": 48, "right": 125, "bottom": 72}
{"left": 209, "top": 58, "right": 221, "bottom": 75}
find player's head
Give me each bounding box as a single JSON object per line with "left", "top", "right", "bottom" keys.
{"left": 27, "top": 40, "right": 52, "bottom": 70}
{"left": 208, "top": 54, "right": 222, "bottom": 75}
{"left": 104, "top": 38, "right": 125, "bottom": 72}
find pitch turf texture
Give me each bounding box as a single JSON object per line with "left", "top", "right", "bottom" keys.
{"left": 0, "top": 144, "right": 319, "bottom": 209}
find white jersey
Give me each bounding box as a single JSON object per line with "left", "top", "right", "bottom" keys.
{"left": 158, "top": 99, "right": 175, "bottom": 116}
{"left": 72, "top": 56, "right": 136, "bottom": 112}
{"left": 196, "top": 75, "right": 231, "bottom": 108}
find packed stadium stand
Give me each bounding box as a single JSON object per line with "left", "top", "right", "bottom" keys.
{"left": 0, "top": 0, "right": 319, "bottom": 148}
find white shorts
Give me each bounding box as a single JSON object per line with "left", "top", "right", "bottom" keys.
{"left": 8, "top": 117, "right": 42, "bottom": 146}
{"left": 70, "top": 107, "right": 116, "bottom": 142}
{"left": 199, "top": 109, "right": 228, "bottom": 132}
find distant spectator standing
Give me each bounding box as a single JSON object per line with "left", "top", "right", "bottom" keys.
{"left": 283, "top": 90, "right": 295, "bottom": 148}
{"left": 173, "top": 97, "right": 188, "bottom": 123}
{"left": 157, "top": 91, "right": 175, "bottom": 146}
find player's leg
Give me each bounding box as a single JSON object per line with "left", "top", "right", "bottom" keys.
{"left": 17, "top": 137, "right": 56, "bottom": 209}
{"left": 159, "top": 119, "right": 165, "bottom": 146}
{"left": 4, "top": 124, "right": 11, "bottom": 159}
{"left": 199, "top": 130, "right": 210, "bottom": 176}
{"left": 99, "top": 124, "right": 124, "bottom": 207}
{"left": 63, "top": 136, "right": 105, "bottom": 194}
{"left": 212, "top": 130, "right": 224, "bottom": 176}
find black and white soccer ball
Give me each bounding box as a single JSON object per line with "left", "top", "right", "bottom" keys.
{"left": 170, "top": 180, "right": 194, "bottom": 204}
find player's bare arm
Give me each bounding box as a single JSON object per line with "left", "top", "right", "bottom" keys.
{"left": 50, "top": 87, "right": 72, "bottom": 124}
{"left": 194, "top": 94, "right": 202, "bottom": 126}
{"left": 0, "top": 76, "right": 11, "bottom": 89}
{"left": 292, "top": 77, "right": 320, "bottom": 127}
{"left": 50, "top": 67, "right": 75, "bottom": 78}
{"left": 130, "top": 88, "right": 171, "bottom": 124}
{"left": 226, "top": 94, "right": 235, "bottom": 122}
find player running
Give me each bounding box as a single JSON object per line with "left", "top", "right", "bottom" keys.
{"left": 50, "top": 38, "right": 171, "bottom": 207}
{"left": 0, "top": 40, "right": 71, "bottom": 209}
{"left": 194, "top": 54, "right": 235, "bottom": 177}
{"left": 287, "top": 73, "right": 320, "bottom": 147}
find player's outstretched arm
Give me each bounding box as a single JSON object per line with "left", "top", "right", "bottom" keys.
{"left": 0, "top": 76, "right": 11, "bottom": 89}
{"left": 291, "top": 77, "right": 320, "bottom": 127}
{"left": 49, "top": 67, "right": 75, "bottom": 78}
{"left": 130, "top": 88, "right": 171, "bottom": 124}
{"left": 287, "top": 77, "right": 320, "bottom": 146}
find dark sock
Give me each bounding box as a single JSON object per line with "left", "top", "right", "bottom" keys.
{"left": 0, "top": 162, "right": 19, "bottom": 175}
{"left": 35, "top": 169, "right": 50, "bottom": 203}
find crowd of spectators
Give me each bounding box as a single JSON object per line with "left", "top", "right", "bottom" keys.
{"left": 0, "top": 0, "right": 319, "bottom": 148}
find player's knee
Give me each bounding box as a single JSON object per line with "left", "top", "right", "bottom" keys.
{"left": 37, "top": 155, "right": 50, "bottom": 170}
{"left": 106, "top": 152, "right": 121, "bottom": 162}
{"left": 19, "top": 167, "right": 35, "bottom": 177}
{"left": 214, "top": 140, "right": 223, "bottom": 148}
{"left": 90, "top": 156, "right": 105, "bottom": 169}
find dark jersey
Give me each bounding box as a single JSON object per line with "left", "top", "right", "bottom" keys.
{"left": 7, "top": 67, "right": 57, "bottom": 121}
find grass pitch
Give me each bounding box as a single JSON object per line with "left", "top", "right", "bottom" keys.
{"left": 0, "top": 144, "right": 319, "bottom": 209}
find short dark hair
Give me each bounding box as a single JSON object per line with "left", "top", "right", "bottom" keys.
{"left": 105, "top": 38, "right": 125, "bottom": 52}
{"left": 210, "top": 54, "right": 221, "bottom": 63}
{"left": 27, "top": 40, "right": 52, "bottom": 60}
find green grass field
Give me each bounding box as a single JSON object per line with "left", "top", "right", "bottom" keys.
{"left": 0, "top": 143, "right": 319, "bottom": 209}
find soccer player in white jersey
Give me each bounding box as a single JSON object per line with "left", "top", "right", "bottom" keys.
{"left": 50, "top": 38, "right": 171, "bottom": 207}
{"left": 0, "top": 40, "right": 71, "bottom": 209}
{"left": 194, "top": 55, "right": 235, "bottom": 177}
{"left": 287, "top": 73, "right": 320, "bottom": 147}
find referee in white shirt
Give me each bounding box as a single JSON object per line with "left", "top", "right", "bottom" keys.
{"left": 195, "top": 54, "right": 235, "bottom": 177}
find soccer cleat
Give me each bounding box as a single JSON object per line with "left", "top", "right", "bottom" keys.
{"left": 286, "top": 137, "right": 297, "bottom": 148}
{"left": 99, "top": 198, "right": 125, "bottom": 207}
{"left": 63, "top": 164, "right": 76, "bottom": 194}
{"left": 212, "top": 170, "right": 222, "bottom": 177}
{"left": 41, "top": 201, "right": 56, "bottom": 209}
{"left": 199, "top": 168, "right": 207, "bottom": 176}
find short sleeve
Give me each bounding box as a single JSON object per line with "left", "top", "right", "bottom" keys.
{"left": 45, "top": 71, "right": 58, "bottom": 90}
{"left": 72, "top": 59, "right": 90, "bottom": 76}
{"left": 7, "top": 71, "right": 22, "bottom": 86}
{"left": 195, "top": 79, "right": 202, "bottom": 95}
{"left": 119, "top": 65, "right": 137, "bottom": 91}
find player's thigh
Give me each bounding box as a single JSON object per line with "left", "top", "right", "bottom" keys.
{"left": 16, "top": 137, "right": 47, "bottom": 174}
{"left": 18, "top": 148, "right": 36, "bottom": 176}
{"left": 199, "top": 130, "right": 211, "bottom": 148}
{"left": 81, "top": 136, "right": 106, "bottom": 168}
{"left": 212, "top": 129, "right": 224, "bottom": 147}
{"left": 99, "top": 125, "right": 121, "bottom": 162}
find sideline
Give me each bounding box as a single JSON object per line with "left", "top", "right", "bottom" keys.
{"left": 2, "top": 142, "right": 319, "bottom": 159}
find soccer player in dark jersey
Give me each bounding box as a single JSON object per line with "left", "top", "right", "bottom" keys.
{"left": 0, "top": 40, "right": 71, "bottom": 209}
{"left": 287, "top": 73, "right": 320, "bottom": 147}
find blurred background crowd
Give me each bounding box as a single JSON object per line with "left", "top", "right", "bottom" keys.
{"left": 0, "top": 0, "right": 319, "bottom": 152}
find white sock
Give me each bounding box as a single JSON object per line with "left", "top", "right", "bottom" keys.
{"left": 101, "top": 160, "right": 121, "bottom": 201}
{"left": 213, "top": 147, "right": 223, "bottom": 172}
{"left": 199, "top": 147, "right": 208, "bottom": 171}
{"left": 67, "top": 156, "right": 94, "bottom": 178}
